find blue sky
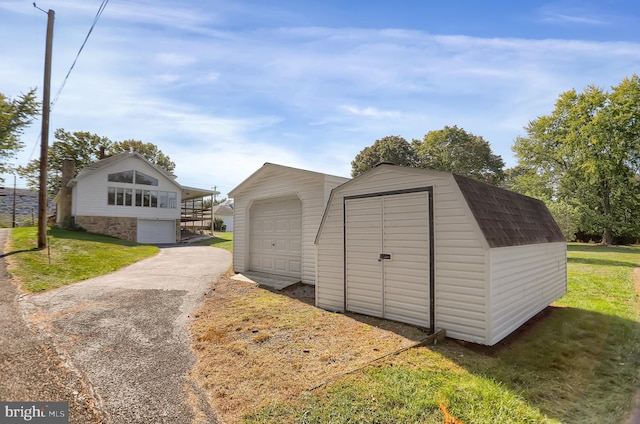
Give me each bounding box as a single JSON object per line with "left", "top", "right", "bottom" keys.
{"left": 2, "top": 0, "right": 640, "bottom": 196}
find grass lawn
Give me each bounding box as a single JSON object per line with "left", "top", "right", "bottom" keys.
{"left": 193, "top": 231, "right": 233, "bottom": 252}
{"left": 202, "top": 243, "right": 640, "bottom": 423}
{"left": 7, "top": 227, "right": 159, "bottom": 292}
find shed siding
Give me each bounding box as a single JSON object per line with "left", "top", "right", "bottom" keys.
{"left": 316, "top": 196, "right": 345, "bottom": 311}
{"left": 72, "top": 157, "right": 181, "bottom": 220}
{"left": 232, "top": 169, "right": 342, "bottom": 285}
{"left": 316, "top": 167, "right": 489, "bottom": 343}
{"left": 488, "top": 242, "right": 567, "bottom": 345}
{"left": 431, "top": 180, "right": 488, "bottom": 343}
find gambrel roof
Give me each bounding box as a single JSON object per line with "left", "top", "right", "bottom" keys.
{"left": 453, "top": 174, "right": 564, "bottom": 248}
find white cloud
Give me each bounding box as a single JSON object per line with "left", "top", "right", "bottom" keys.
{"left": 3, "top": 1, "right": 640, "bottom": 189}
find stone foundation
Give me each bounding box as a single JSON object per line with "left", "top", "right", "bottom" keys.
{"left": 75, "top": 216, "right": 138, "bottom": 242}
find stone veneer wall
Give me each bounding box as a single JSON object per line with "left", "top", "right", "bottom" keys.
{"left": 75, "top": 215, "right": 138, "bottom": 242}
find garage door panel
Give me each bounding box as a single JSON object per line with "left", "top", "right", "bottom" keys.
{"left": 137, "top": 219, "right": 175, "bottom": 244}
{"left": 250, "top": 197, "right": 302, "bottom": 278}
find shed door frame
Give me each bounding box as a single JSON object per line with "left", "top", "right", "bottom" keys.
{"left": 343, "top": 187, "right": 435, "bottom": 332}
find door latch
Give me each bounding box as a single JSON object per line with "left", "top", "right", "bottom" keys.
{"left": 378, "top": 253, "right": 391, "bottom": 262}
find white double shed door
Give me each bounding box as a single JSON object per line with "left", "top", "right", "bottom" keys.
{"left": 345, "top": 190, "right": 432, "bottom": 328}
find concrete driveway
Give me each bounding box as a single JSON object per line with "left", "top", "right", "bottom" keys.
{"left": 21, "top": 244, "right": 231, "bottom": 424}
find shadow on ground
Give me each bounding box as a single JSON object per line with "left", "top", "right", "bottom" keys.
{"left": 436, "top": 306, "right": 640, "bottom": 423}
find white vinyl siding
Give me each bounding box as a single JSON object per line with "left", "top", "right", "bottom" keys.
{"left": 316, "top": 166, "right": 489, "bottom": 342}
{"left": 488, "top": 242, "right": 567, "bottom": 345}
{"left": 315, "top": 195, "right": 345, "bottom": 311}
{"left": 220, "top": 215, "right": 234, "bottom": 232}
{"left": 230, "top": 164, "right": 348, "bottom": 285}
{"left": 431, "top": 182, "right": 488, "bottom": 344}
{"left": 72, "top": 156, "right": 181, "bottom": 221}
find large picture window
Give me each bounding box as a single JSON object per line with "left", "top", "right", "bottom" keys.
{"left": 135, "top": 171, "right": 158, "bottom": 186}
{"left": 108, "top": 170, "right": 133, "bottom": 183}
{"left": 128, "top": 189, "right": 176, "bottom": 208}
{"left": 107, "top": 187, "right": 133, "bottom": 206}
{"left": 107, "top": 170, "right": 158, "bottom": 186}
{"left": 107, "top": 169, "right": 174, "bottom": 208}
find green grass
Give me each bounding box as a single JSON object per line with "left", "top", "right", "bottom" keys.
{"left": 8, "top": 227, "right": 159, "bottom": 292}
{"left": 194, "top": 231, "right": 233, "bottom": 252}
{"left": 246, "top": 243, "right": 640, "bottom": 424}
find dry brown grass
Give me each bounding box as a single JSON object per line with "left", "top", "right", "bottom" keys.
{"left": 189, "top": 276, "right": 428, "bottom": 423}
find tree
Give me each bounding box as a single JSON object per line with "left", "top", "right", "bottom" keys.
{"left": 351, "top": 135, "right": 417, "bottom": 177}
{"left": 412, "top": 126, "right": 506, "bottom": 185}
{"left": 112, "top": 139, "right": 175, "bottom": 174}
{"left": 512, "top": 75, "right": 640, "bottom": 244}
{"left": 17, "top": 129, "right": 176, "bottom": 196}
{"left": 0, "top": 89, "right": 39, "bottom": 178}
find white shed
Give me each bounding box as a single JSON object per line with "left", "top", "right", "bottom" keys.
{"left": 315, "top": 164, "right": 567, "bottom": 346}
{"left": 229, "top": 163, "right": 349, "bottom": 284}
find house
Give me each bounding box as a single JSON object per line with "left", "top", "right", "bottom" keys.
{"left": 56, "top": 152, "right": 213, "bottom": 244}
{"left": 315, "top": 164, "right": 567, "bottom": 346}
{"left": 212, "top": 200, "right": 234, "bottom": 231}
{"left": 228, "top": 163, "right": 349, "bottom": 284}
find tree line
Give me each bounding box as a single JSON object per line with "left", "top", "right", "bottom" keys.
{"left": 3, "top": 75, "right": 640, "bottom": 243}
{"left": 351, "top": 75, "right": 640, "bottom": 244}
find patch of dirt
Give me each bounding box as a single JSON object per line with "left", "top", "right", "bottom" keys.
{"left": 189, "top": 276, "right": 429, "bottom": 423}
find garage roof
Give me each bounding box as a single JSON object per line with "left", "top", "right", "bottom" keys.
{"left": 453, "top": 174, "right": 565, "bottom": 247}
{"left": 229, "top": 163, "right": 349, "bottom": 197}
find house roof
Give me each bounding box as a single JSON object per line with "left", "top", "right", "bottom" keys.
{"left": 229, "top": 162, "right": 349, "bottom": 197}
{"left": 453, "top": 174, "right": 565, "bottom": 248}
{"left": 70, "top": 152, "right": 214, "bottom": 201}
{"left": 71, "top": 152, "right": 180, "bottom": 187}
{"left": 212, "top": 204, "right": 234, "bottom": 216}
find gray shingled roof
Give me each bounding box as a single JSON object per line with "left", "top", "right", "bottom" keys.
{"left": 453, "top": 174, "right": 565, "bottom": 248}
{"left": 212, "top": 204, "right": 234, "bottom": 216}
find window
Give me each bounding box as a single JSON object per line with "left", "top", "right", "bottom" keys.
{"left": 108, "top": 176, "right": 176, "bottom": 208}
{"left": 168, "top": 192, "right": 177, "bottom": 208}
{"left": 108, "top": 170, "right": 133, "bottom": 183}
{"left": 135, "top": 171, "right": 158, "bottom": 186}
{"left": 159, "top": 191, "right": 168, "bottom": 208}
{"left": 149, "top": 190, "right": 158, "bottom": 207}
{"left": 135, "top": 189, "right": 143, "bottom": 207}
{"left": 108, "top": 187, "right": 116, "bottom": 205}
{"left": 143, "top": 190, "right": 150, "bottom": 207}
{"left": 108, "top": 187, "right": 133, "bottom": 206}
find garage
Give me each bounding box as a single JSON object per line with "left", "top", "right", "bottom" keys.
{"left": 315, "top": 164, "right": 566, "bottom": 346}
{"left": 228, "top": 163, "right": 349, "bottom": 284}
{"left": 345, "top": 190, "right": 432, "bottom": 327}
{"left": 249, "top": 196, "right": 302, "bottom": 277}
{"left": 137, "top": 219, "right": 177, "bottom": 244}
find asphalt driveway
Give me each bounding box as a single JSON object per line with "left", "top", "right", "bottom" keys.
{"left": 21, "top": 243, "right": 231, "bottom": 423}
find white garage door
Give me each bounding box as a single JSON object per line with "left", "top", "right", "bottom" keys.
{"left": 345, "top": 191, "right": 431, "bottom": 328}
{"left": 249, "top": 196, "right": 302, "bottom": 278}
{"left": 137, "top": 219, "right": 176, "bottom": 244}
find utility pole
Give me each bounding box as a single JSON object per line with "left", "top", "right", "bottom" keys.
{"left": 211, "top": 185, "right": 220, "bottom": 204}
{"left": 38, "top": 8, "right": 54, "bottom": 249}
{"left": 12, "top": 176, "right": 17, "bottom": 228}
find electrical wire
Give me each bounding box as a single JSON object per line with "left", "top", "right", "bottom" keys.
{"left": 50, "top": 0, "right": 110, "bottom": 109}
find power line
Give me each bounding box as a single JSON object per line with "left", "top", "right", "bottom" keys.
{"left": 50, "top": 0, "right": 109, "bottom": 109}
